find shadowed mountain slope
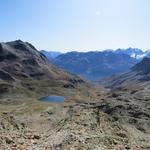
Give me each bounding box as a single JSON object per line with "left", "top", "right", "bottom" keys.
{"left": 101, "top": 57, "right": 150, "bottom": 88}
{"left": 0, "top": 40, "right": 76, "bottom": 81}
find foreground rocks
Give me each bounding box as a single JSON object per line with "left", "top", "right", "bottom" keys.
{"left": 0, "top": 100, "right": 150, "bottom": 150}
{"left": 0, "top": 112, "right": 42, "bottom": 150}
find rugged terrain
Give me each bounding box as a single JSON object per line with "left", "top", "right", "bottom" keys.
{"left": 101, "top": 57, "right": 150, "bottom": 88}
{"left": 0, "top": 41, "right": 150, "bottom": 150}
{"left": 0, "top": 40, "right": 100, "bottom": 104}
{"left": 98, "top": 57, "right": 150, "bottom": 149}
{"left": 1, "top": 88, "right": 150, "bottom": 150}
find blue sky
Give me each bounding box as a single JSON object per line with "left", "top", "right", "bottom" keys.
{"left": 1, "top": 0, "right": 150, "bottom": 52}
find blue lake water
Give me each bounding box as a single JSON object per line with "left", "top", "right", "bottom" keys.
{"left": 39, "top": 95, "right": 65, "bottom": 103}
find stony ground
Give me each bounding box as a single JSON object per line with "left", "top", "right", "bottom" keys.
{"left": 0, "top": 84, "right": 150, "bottom": 150}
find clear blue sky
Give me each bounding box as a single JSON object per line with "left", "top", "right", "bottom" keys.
{"left": 1, "top": 0, "right": 150, "bottom": 52}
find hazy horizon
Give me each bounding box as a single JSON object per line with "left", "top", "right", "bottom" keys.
{"left": 1, "top": 0, "right": 150, "bottom": 52}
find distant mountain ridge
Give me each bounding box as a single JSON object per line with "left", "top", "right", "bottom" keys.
{"left": 49, "top": 51, "right": 138, "bottom": 80}
{"left": 41, "top": 47, "right": 150, "bottom": 80}
{"left": 41, "top": 47, "right": 150, "bottom": 61}
{"left": 114, "top": 48, "right": 150, "bottom": 59}
{"left": 40, "top": 50, "right": 61, "bottom": 60}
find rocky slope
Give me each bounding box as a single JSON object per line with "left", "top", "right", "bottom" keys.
{"left": 101, "top": 57, "right": 150, "bottom": 88}
{"left": 0, "top": 40, "right": 96, "bottom": 104}
{"left": 98, "top": 58, "right": 150, "bottom": 149}
{"left": 0, "top": 40, "right": 79, "bottom": 81}
{"left": 1, "top": 98, "right": 150, "bottom": 150}
{"left": 0, "top": 41, "right": 150, "bottom": 149}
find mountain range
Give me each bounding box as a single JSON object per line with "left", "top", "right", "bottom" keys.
{"left": 41, "top": 47, "right": 150, "bottom": 60}
{"left": 41, "top": 50, "right": 138, "bottom": 80}
{"left": 41, "top": 48, "right": 150, "bottom": 80}
{"left": 0, "top": 40, "right": 150, "bottom": 149}
{"left": 115, "top": 48, "right": 150, "bottom": 59}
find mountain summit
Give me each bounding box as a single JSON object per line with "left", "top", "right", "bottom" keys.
{"left": 0, "top": 40, "right": 71, "bottom": 80}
